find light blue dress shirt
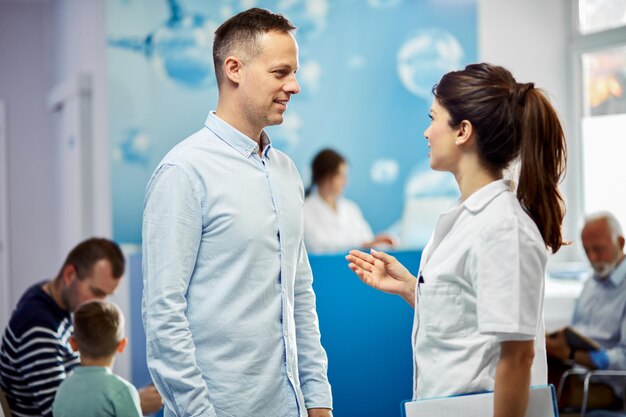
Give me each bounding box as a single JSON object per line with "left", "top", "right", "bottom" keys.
{"left": 572, "top": 257, "right": 626, "bottom": 394}
{"left": 142, "top": 112, "right": 332, "bottom": 417}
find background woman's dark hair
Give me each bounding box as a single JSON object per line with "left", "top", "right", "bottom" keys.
{"left": 305, "top": 148, "right": 346, "bottom": 197}
{"left": 433, "top": 63, "right": 567, "bottom": 253}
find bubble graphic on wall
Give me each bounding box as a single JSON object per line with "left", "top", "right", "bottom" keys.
{"left": 113, "top": 128, "right": 151, "bottom": 167}
{"left": 367, "top": 0, "right": 403, "bottom": 8}
{"left": 370, "top": 159, "right": 399, "bottom": 184}
{"left": 268, "top": 111, "right": 303, "bottom": 151}
{"left": 397, "top": 28, "right": 463, "bottom": 101}
{"left": 404, "top": 160, "right": 458, "bottom": 198}
{"left": 268, "top": 0, "right": 329, "bottom": 40}
{"left": 109, "top": 0, "right": 218, "bottom": 88}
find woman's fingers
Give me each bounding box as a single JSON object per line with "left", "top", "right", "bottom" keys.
{"left": 348, "top": 249, "right": 376, "bottom": 264}
{"left": 370, "top": 248, "right": 395, "bottom": 264}
{"left": 348, "top": 263, "right": 371, "bottom": 283}
{"left": 346, "top": 254, "right": 375, "bottom": 273}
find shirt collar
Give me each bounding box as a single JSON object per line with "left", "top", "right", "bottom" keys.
{"left": 595, "top": 256, "right": 626, "bottom": 286}
{"left": 461, "top": 179, "right": 512, "bottom": 214}
{"left": 204, "top": 112, "right": 272, "bottom": 159}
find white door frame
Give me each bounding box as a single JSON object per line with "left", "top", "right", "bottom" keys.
{"left": 0, "top": 99, "right": 10, "bottom": 331}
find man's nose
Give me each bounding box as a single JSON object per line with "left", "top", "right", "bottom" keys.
{"left": 285, "top": 76, "right": 300, "bottom": 95}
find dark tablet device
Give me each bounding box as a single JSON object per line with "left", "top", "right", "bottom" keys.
{"left": 564, "top": 326, "right": 601, "bottom": 351}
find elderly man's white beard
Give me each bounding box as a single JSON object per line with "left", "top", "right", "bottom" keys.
{"left": 591, "top": 247, "right": 621, "bottom": 278}
{"left": 592, "top": 261, "right": 617, "bottom": 278}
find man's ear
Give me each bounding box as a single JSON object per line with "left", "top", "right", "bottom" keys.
{"left": 618, "top": 236, "right": 625, "bottom": 251}
{"left": 223, "top": 56, "right": 244, "bottom": 84}
{"left": 117, "top": 337, "right": 128, "bottom": 354}
{"left": 62, "top": 264, "right": 77, "bottom": 286}
{"left": 455, "top": 120, "right": 474, "bottom": 146}
{"left": 69, "top": 335, "right": 79, "bottom": 352}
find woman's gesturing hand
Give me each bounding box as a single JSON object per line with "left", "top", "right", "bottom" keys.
{"left": 346, "top": 249, "right": 416, "bottom": 306}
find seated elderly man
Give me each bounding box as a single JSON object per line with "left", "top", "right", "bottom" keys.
{"left": 547, "top": 212, "right": 626, "bottom": 411}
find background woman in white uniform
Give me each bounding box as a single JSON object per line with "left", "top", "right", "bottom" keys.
{"left": 303, "top": 148, "right": 396, "bottom": 253}
{"left": 346, "top": 63, "right": 567, "bottom": 417}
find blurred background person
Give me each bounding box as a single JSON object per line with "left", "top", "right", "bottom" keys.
{"left": 547, "top": 211, "right": 626, "bottom": 412}
{"left": 304, "top": 148, "right": 397, "bottom": 253}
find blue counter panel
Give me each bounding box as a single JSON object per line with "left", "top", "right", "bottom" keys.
{"left": 310, "top": 250, "right": 420, "bottom": 416}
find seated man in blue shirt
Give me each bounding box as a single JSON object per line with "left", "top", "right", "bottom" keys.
{"left": 547, "top": 211, "right": 626, "bottom": 410}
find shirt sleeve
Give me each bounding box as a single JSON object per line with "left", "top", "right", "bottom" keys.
{"left": 473, "top": 217, "right": 547, "bottom": 340}
{"left": 303, "top": 200, "right": 329, "bottom": 253}
{"left": 7, "top": 326, "right": 78, "bottom": 417}
{"left": 293, "top": 238, "right": 333, "bottom": 410}
{"left": 142, "top": 164, "right": 217, "bottom": 417}
{"left": 112, "top": 384, "right": 143, "bottom": 417}
{"left": 605, "top": 303, "right": 626, "bottom": 370}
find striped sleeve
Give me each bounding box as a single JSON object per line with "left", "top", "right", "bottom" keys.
{"left": 0, "top": 319, "right": 79, "bottom": 417}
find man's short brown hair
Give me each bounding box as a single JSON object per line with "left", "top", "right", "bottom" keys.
{"left": 59, "top": 237, "right": 125, "bottom": 281}
{"left": 73, "top": 300, "right": 124, "bottom": 359}
{"left": 213, "top": 7, "right": 296, "bottom": 86}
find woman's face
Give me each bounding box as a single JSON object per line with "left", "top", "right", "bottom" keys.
{"left": 321, "top": 162, "right": 348, "bottom": 198}
{"left": 423, "top": 99, "right": 462, "bottom": 173}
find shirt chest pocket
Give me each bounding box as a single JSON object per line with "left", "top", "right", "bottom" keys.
{"left": 419, "top": 282, "right": 467, "bottom": 338}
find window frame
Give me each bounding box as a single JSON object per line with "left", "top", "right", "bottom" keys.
{"left": 568, "top": 0, "right": 626, "bottom": 260}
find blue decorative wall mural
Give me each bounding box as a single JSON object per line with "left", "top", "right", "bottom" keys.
{"left": 107, "top": 0, "right": 476, "bottom": 246}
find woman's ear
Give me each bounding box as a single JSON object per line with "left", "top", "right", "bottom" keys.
{"left": 455, "top": 120, "right": 474, "bottom": 146}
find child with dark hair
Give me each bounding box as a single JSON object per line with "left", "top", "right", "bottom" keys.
{"left": 52, "top": 300, "right": 142, "bottom": 417}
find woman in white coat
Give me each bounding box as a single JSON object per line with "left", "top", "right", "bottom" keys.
{"left": 346, "top": 63, "right": 567, "bottom": 417}
{"left": 303, "top": 148, "right": 396, "bottom": 253}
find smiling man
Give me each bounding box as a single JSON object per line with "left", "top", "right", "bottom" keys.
{"left": 0, "top": 238, "right": 162, "bottom": 417}
{"left": 142, "top": 8, "right": 332, "bottom": 417}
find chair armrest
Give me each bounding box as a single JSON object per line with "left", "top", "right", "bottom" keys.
{"left": 557, "top": 368, "right": 591, "bottom": 401}
{"left": 581, "top": 370, "right": 626, "bottom": 417}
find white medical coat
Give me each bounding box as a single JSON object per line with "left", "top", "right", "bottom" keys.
{"left": 303, "top": 191, "right": 374, "bottom": 253}
{"left": 412, "top": 179, "right": 548, "bottom": 399}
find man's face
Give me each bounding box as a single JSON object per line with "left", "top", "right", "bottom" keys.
{"left": 62, "top": 259, "right": 121, "bottom": 312}
{"left": 237, "top": 30, "right": 300, "bottom": 134}
{"left": 581, "top": 219, "right": 624, "bottom": 278}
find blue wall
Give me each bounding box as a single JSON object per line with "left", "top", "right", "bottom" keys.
{"left": 129, "top": 250, "right": 421, "bottom": 416}
{"left": 107, "top": 0, "right": 475, "bottom": 244}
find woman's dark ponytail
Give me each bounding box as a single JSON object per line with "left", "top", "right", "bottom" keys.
{"left": 516, "top": 87, "right": 567, "bottom": 253}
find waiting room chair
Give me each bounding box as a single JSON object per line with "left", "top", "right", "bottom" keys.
{"left": 557, "top": 368, "right": 626, "bottom": 417}
{"left": 0, "top": 386, "right": 11, "bottom": 417}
